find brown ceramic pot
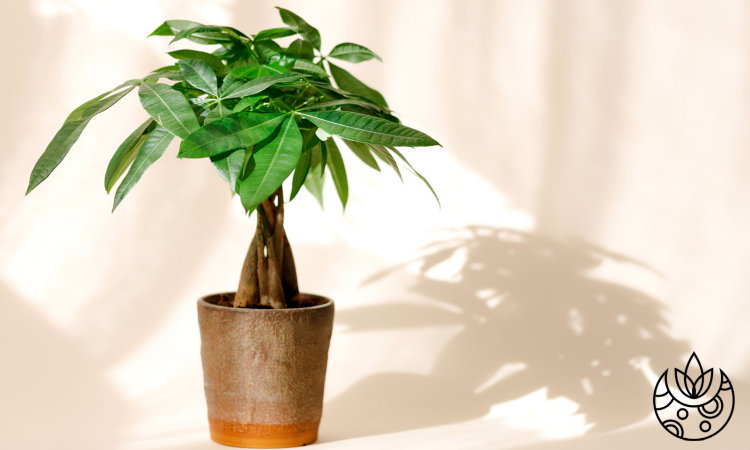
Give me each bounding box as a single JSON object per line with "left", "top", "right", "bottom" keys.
{"left": 197, "top": 292, "right": 334, "bottom": 448}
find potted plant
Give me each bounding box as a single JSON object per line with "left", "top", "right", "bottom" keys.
{"left": 26, "top": 7, "right": 440, "bottom": 449}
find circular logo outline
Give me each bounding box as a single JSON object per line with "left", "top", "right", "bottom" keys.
{"left": 653, "top": 355, "right": 735, "bottom": 442}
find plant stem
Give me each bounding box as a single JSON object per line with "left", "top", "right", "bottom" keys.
{"left": 257, "top": 196, "right": 286, "bottom": 309}
{"left": 235, "top": 187, "right": 299, "bottom": 309}
{"left": 234, "top": 228, "right": 259, "bottom": 307}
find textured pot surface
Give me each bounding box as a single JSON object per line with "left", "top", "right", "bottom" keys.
{"left": 197, "top": 293, "right": 334, "bottom": 448}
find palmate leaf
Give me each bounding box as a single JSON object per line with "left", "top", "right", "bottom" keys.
{"left": 170, "top": 25, "right": 236, "bottom": 45}
{"left": 221, "top": 72, "right": 308, "bottom": 99}
{"left": 211, "top": 148, "right": 245, "bottom": 193}
{"left": 113, "top": 126, "right": 175, "bottom": 211}
{"left": 307, "top": 81, "right": 391, "bottom": 113}
{"left": 149, "top": 20, "right": 230, "bottom": 45}
{"left": 276, "top": 7, "right": 321, "bottom": 51}
{"left": 343, "top": 103, "right": 401, "bottom": 124}
{"left": 388, "top": 146, "right": 440, "bottom": 207}
{"left": 329, "top": 43, "right": 382, "bottom": 63}
{"left": 138, "top": 82, "right": 200, "bottom": 139}
{"left": 27, "top": 82, "right": 139, "bottom": 194}
{"left": 342, "top": 138, "right": 379, "bottom": 171}
{"left": 268, "top": 53, "right": 299, "bottom": 68}
{"left": 369, "top": 144, "right": 402, "bottom": 180}
{"left": 254, "top": 27, "right": 298, "bottom": 40}
{"left": 233, "top": 95, "right": 265, "bottom": 113}
{"left": 304, "top": 144, "right": 325, "bottom": 208}
{"left": 229, "top": 64, "right": 289, "bottom": 81}
{"left": 65, "top": 79, "right": 140, "bottom": 123}
{"left": 149, "top": 20, "right": 201, "bottom": 37}
{"left": 145, "top": 69, "right": 184, "bottom": 82}
{"left": 178, "top": 59, "right": 218, "bottom": 95}
{"left": 213, "top": 43, "right": 249, "bottom": 62}
{"left": 255, "top": 39, "right": 283, "bottom": 60}
{"left": 290, "top": 145, "right": 312, "bottom": 200}
{"left": 324, "top": 139, "right": 348, "bottom": 209}
{"left": 205, "top": 100, "right": 231, "bottom": 124}
{"left": 297, "top": 99, "right": 390, "bottom": 114}
{"left": 64, "top": 92, "right": 109, "bottom": 122}
{"left": 239, "top": 116, "right": 302, "bottom": 212}
{"left": 301, "top": 126, "right": 322, "bottom": 151}
{"left": 328, "top": 62, "right": 387, "bottom": 107}
{"left": 292, "top": 59, "right": 328, "bottom": 77}
{"left": 105, "top": 118, "right": 153, "bottom": 193}
{"left": 287, "top": 39, "right": 314, "bottom": 60}
{"left": 298, "top": 110, "right": 439, "bottom": 147}
{"left": 179, "top": 112, "right": 287, "bottom": 158}
{"left": 168, "top": 50, "right": 225, "bottom": 71}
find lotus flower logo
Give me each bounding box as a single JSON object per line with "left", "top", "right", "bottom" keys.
{"left": 653, "top": 353, "right": 734, "bottom": 440}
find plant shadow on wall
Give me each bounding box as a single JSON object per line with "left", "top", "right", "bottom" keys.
{"left": 321, "top": 226, "right": 688, "bottom": 440}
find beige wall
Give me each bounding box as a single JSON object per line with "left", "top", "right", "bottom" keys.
{"left": 1, "top": 0, "right": 749, "bottom": 448}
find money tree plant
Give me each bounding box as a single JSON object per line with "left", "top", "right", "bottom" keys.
{"left": 26, "top": 7, "right": 440, "bottom": 310}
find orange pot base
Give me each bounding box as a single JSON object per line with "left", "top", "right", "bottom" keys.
{"left": 208, "top": 418, "right": 319, "bottom": 448}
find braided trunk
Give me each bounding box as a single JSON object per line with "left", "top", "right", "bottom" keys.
{"left": 233, "top": 186, "right": 306, "bottom": 309}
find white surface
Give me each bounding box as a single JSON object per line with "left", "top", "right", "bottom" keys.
{"left": 1, "top": 1, "right": 749, "bottom": 449}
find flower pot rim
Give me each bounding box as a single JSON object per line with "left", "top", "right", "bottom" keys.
{"left": 198, "top": 292, "right": 333, "bottom": 313}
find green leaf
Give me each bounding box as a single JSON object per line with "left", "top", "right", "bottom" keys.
{"left": 27, "top": 84, "right": 136, "bottom": 194}
{"left": 65, "top": 79, "right": 140, "bottom": 123}
{"left": 301, "top": 126, "right": 321, "bottom": 151}
{"left": 221, "top": 73, "right": 307, "bottom": 99}
{"left": 369, "top": 144, "right": 402, "bottom": 180}
{"left": 298, "top": 110, "right": 439, "bottom": 147}
{"left": 342, "top": 139, "right": 379, "bottom": 171}
{"left": 324, "top": 139, "right": 348, "bottom": 209}
{"left": 342, "top": 103, "right": 401, "bottom": 123}
{"left": 145, "top": 69, "right": 184, "bottom": 82}
{"left": 319, "top": 134, "right": 328, "bottom": 168}
{"left": 307, "top": 81, "right": 390, "bottom": 111}
{"left": 150, "top": 64, "right": 179, "bottom": 73}
{"left": 65, "top": 92, "right": 110, "bottom": 123}
{"left": 205, "top": 100, "right": 231, "bottom": 124}
{"left": 148, "top": 20, "right": 202, "bottom": 37}
{"left": 178, "top": 112, "right": 287, "bottom": 158}
{"left": 276, "top": 7, "right": 321, "bottom": 50}
{"left": 290, "top": 145, "right": 312, "bottom": 200}
{"left": 168, "top": 49, "right": 225, "bottom": 71}
{"left": 223, "top": 26, "right": 251, "bottom": 40}
{"left": 138, "top": 82, "right": 200, "bottom": 139}
{"left": 329, "top": 42, "right": 382, "bottom": 63}
{"left": 79, "top": 83, "right": 138, "bottom": 119}
{"left": 211, "top": 148, "right": 245, "bottom": 193}
{"left": 292, "top": 59, "right": 328, "bottom": 77}
{"left": 255, "top": 27, "right": 298, "bottom": 40}
{"left": 151, "top": 21, "right": 232, "bottom": 45}
{"left": 287, "top": 39, "right": 314, "bottom": 60}
{"left": 213, "top": 44, "right": 247, "bottom": 61}
{"left": 328, "top": 62, "right": 388, "bottom": 107}
{"left": 170, "top": 25, "right": 235, "bottom": 45}
{"left": 178, "top": 59, "right": 218, "bottom": 96}
{"left": 388, "top": 146, "right": 440, "bottom": 207}
{"left": 227, "top": 55, "right": 259, "bottom": 70}
{"left": 232, "top": 95, "right": 265, "bottom": 113}
{"left": 229, "top": 64, "right": 289, "bottom": 81}
{"left": 112, "top": 126, "right": 175, "bottom": 211}
{"left": 239, "top": 116, "right": 302, "bottom": 212}
{"left": 105, "top": 118, "right": 153, "bottom": 193}
{"left": 297, "top": 99, "right": 390, "bottom": 114}
{"left": 268, "top": 52, "right": 299, "bottom": 67}
{"left": 255, "top": 39, "right": 283, "bottom": 60}
{"left": 304, "top": 144, "right": 325, "bottom": 208}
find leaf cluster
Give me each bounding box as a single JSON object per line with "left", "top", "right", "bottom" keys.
{"left": 26, "top": 8, "right": 441, "bottom": 213}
